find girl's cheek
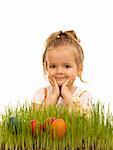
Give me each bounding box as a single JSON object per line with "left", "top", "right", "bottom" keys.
{"left": 48, "top": 70, "right": 55, "bottom": 76}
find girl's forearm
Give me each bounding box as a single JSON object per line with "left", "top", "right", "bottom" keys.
{"left": 63, "top": 94, "right": 73, "bottom": 106}
{"left": 45, "top": 95, "right": 58, "bottom": 106}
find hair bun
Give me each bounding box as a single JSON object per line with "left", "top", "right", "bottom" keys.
{"left": 65, "top": 30, "right": 80, "bottom": 42}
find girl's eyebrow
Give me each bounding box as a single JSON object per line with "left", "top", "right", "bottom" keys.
{"left": 48, "top": 63, "right": 56, "bottom": 65}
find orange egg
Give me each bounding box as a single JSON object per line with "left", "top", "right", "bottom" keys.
{"left": 50, "top": 119, "right": 67, "bottom": 140}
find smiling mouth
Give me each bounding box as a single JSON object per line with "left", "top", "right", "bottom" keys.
{"left": 55, "top": 77, "right": 65, "bottom": 81}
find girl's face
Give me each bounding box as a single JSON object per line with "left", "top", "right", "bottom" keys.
{"left": 46, "top": 45, "right": 79, "bottom": 86}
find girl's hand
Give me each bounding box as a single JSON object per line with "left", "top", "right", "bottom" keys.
{"left": 61, "top": 78, "right": 74, "bottom": 96}
{"left": 46, "top": 76, "right": 60, "bottom": 105}
{"left": 61, "top": 78, "right": 74, "bottom": 105}
{"left": 48, "top": 76, "right": 60, "bottom": 98}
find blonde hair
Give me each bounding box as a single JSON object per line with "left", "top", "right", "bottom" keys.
{"left": 42, "top": 30, "right": 85, "bottom": 82}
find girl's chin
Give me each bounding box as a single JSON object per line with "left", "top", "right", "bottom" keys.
{"left": 57, "top": 80, "right": 65, "bottom": 86}
{"left": 58, "top": 83, "right": 63, "bottom": 86}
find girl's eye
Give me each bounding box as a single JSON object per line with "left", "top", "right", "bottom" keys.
{"left": 65, "top": 65, "right": 71, "bottom": 68}
{"left": 49, "top": 65, "right": 56, "bottom": 68}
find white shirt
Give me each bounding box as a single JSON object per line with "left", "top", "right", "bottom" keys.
{"left": 33, "top": 86, "right": 93, "bottom": 111}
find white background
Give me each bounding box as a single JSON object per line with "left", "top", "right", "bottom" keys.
{"left": 0, "top": 0, "right": 112, "bottom": 114}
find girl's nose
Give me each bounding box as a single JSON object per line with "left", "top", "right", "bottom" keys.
{"left": 56, "top": 67, "right": 63, "bottom": 73}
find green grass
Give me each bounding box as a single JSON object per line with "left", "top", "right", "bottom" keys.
{"left": 0, "top": 101, "right": 113, "bottom": 150}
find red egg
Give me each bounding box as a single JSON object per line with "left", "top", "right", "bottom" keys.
{"left": 50, "top": 119, "right": 67, "bottom": 140}
{"left": 30, "top": 119, "right": 37, "bottom": 137}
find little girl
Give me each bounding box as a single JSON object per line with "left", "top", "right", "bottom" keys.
{"left": 32, "top": 30, "right": 92, "bottom": 114}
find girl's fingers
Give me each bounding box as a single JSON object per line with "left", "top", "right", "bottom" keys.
{"left": 49, "top": 79, "right": 53, "bottom": 86}
{"left": 68, "top": 79, "right": 74, "bottom": 86}
{"left": 48, "top": 76, "right": 54, "bottom": 85}
{"left": 48, "top": 76, "right": 58, "bottom": 86}
{"left": 64, "top": 78, "right": 73, "bottom": 86}
{"left": 52, "top": 77, "right": 57, "bottom": 84}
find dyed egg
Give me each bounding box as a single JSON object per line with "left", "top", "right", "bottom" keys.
{"left": 50, "top": 119, "right": 67, "bottom": 140}
{"left": 10, "top": 117, "right": 18, "bottom": 124}
{"left": 30, "top": 119, "right": 37, "bottom": 137}
{"left": 9, "top": 117, "right": 21, "bottom": 134}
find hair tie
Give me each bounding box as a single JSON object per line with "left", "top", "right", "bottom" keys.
{"left": 56, "top": 31, "right": 63, "bottom": 39}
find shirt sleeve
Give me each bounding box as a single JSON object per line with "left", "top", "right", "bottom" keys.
{"left": 80, "top": 91, "right": 93, "bottom": 113}
{"left": 72, "top": 90, "right": 93, "bottom": 115}
{"left": 32, "top": 88, "right": 45, "bottom": 105}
